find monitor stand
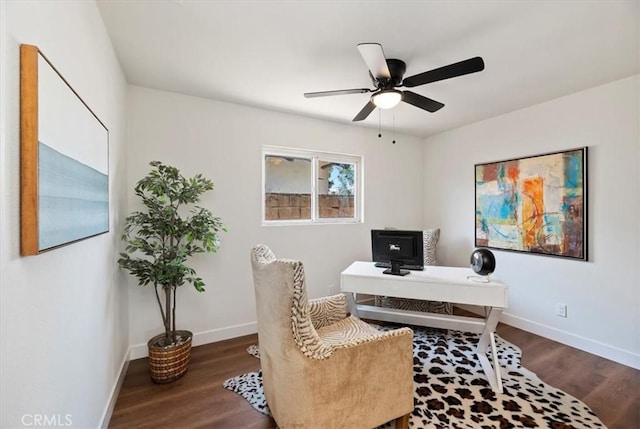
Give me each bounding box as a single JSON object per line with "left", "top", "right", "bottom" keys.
{"left": 383, "top": 260, "right": 410, "bottom": 276}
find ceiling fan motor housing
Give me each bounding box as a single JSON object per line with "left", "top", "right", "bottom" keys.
{"left": 387, "top": 59, "right": 406, "bottom": 86}
{"left": 369, "top": 59, "right": 407, "bottom": 87}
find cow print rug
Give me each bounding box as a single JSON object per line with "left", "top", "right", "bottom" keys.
{"left": 223, "top": 327, "right": 605, "bottom": 428}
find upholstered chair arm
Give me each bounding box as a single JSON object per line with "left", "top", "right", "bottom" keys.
{"left": 329, "top": 327, "right": 415, "bottom": 427}
{"left": 308, "top": 294, "right": 348, "bottom": 329}
{"left": 285, "top": 323, "right": 415, "bottom": 428}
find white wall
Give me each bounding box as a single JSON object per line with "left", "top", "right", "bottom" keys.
{"left": 126, "top": 86, "right": 425, "bottom": 356}
{"left": 0, "top": 1, "right": 129, "bottom": 428}
{"left": 423, "top": 76, "right": 640, "bottom": 368}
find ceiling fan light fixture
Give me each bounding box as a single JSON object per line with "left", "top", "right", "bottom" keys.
{"left": 371, "top": 89, "right": 402, "bottom": 109}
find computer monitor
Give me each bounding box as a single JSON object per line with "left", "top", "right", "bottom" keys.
{"left": 371, "top": 229, "right": 424, "bottom": 275}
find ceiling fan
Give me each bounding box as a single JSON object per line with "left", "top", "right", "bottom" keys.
{"left": 304, "top": 43, "right": 485, "bottom": 122}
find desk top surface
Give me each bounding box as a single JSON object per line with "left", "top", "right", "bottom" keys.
{"left": 341, "top": 261, "right": 506, "bottom": 289}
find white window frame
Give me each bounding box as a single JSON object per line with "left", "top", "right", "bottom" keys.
{"left": 262, "top": 146, "right": 364, "bottom": 226}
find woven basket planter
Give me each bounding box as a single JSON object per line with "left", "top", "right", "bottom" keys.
{"left": 147, "top": 330, "right": 193, "bottom": 384}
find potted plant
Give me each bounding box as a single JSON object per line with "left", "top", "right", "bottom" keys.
{"left": 119, "top": 161, "right": 226, "bottom": 383}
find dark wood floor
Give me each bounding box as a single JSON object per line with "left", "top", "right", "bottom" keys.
{"left": 109, "top": 323, "right": 639, "bottom": 429}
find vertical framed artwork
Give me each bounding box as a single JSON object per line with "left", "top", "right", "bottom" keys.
{"left": 20, "top": 44, "right": 109, "bottom": 255}
{"left": 475, "top": 147, "right": 587, "bottom": 260}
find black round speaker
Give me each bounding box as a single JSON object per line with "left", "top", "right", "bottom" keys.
{"left": 470, "top": 248, "right": 496, "bottom": 276}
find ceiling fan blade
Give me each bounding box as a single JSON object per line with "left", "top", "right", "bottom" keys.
{"left": 402, "top": 91, "right": 445, "bottom": 112}
{"left": 352, "top": 101, "right": 376, "bottom": 122}
{"left": 304, "top": 88, "right": 371, "bottom": 98}
{"left": 357, "top": 43, "right": 391, "bottom": 81}
{"left": 402, "top": 57, "right": 485, "bottom": 88}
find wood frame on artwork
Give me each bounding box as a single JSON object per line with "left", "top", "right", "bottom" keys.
{"left": 474, "top": 147, "right": 588, "bottom": 261}
{"left": 20, "top": 44, "right": 109, "bottom": 255}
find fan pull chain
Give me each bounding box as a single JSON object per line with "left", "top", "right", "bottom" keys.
{"left": 378, "top": 108, "right": 382, "bottom": 138}
{"left": 392, "top": 112, "right": 396, "bottom": 144}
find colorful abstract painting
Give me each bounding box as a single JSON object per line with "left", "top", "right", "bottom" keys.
{"left": 475, "top": 148, "right": 587, "bottom": 260}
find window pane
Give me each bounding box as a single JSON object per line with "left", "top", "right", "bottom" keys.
{"left": 318, "top": 161, "right": 355, "bottom": 219}
{"left": 264, "top": 155, "right": 311, "bottom": 221}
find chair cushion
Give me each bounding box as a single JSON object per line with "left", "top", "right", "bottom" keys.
{"left": 316, "top": 316, "right": 381, "bottom": 347}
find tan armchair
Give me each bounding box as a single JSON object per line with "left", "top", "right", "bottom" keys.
{"left": 250, "top": 244, "right": 414, "bottom": 429}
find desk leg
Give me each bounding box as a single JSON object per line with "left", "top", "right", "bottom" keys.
{"left": 476, "top": 307, "right": 503, "bottom": 393}
{"left": 344, "top": 292, "right": 359, "bottom": 318}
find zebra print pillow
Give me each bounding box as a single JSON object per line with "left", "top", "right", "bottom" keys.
{"left": 423, "top": 228, "right": 440, "bottom": 266}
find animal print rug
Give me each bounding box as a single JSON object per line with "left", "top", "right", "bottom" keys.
{"left": 223, "top": 327, "right": 605, "bottom": 428}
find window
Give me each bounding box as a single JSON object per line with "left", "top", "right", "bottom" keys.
{"left": 263, "top": 146, "right": 363, "bottom": 224}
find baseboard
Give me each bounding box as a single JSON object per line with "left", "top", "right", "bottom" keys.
{"left": 128, "top": 321, "right": 258, "bottom": 360}
{"left": 191, "top": 321, "right": 258, "bottom": 348}
{"left": 99, "top": 348, "right": 130, "bottom": 429}
{"left": 456, "top": 304, "right": 640, "bottom": 370}
{"left": 500, "top": 312, "right": 640, "bottom": 370}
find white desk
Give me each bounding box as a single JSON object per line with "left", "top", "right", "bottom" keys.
{"left": 340, "top": 261, "right": 508, "bottom": 392}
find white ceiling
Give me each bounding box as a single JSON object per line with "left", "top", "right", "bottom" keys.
{"left": 96, "top": 0, "right": 639, "bottom": 138}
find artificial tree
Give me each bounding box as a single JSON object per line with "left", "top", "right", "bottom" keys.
{"left": 119, "top": 161, "right": 226, "bottom": 347}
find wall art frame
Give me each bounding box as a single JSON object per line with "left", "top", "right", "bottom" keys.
{"left": 474, "top": 147, "right": 587, "bottom": 261}
{"left": 20, "top": 44, "right": 109, "bottom": 255}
